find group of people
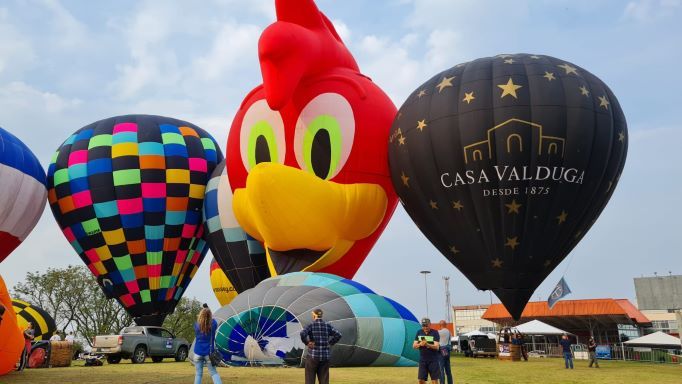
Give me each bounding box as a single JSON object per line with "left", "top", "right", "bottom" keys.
{"left": 49, "top": 331, "right": 75, "bottom": 342}
{"left": 560, "top": 334, "right": 600, "bottom": 369}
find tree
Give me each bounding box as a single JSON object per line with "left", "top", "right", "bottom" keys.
{"left": 13, "top": 265, "right": 132, "bottom": 346}
{"left": 163, "top": 297, "right": 203, "bottom": 342}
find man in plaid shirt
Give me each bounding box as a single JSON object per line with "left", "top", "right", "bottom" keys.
{"left": 300, "top": 308, "right": 342, "bottom": 384}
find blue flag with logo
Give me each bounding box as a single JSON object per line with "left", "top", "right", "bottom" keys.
{"left": 547, "top": 277, "right": 572, "bottom": 309}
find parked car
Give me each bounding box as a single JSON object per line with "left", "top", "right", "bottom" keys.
{"left": 93, "top": 326, "right": 189, "bottom": 364}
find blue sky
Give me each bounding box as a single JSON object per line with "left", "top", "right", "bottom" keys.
{"left": 0, "top": 0, "right": 680, "bottom": 323}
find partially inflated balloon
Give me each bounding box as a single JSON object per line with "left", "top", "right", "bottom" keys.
{"left": 0, "top": 127, "right": 47, "bottom": 263}
{"left": 203, "top": 160, "right": 270, "bottom": 293}
{"left": 0, "top": 275, "right": 23, "bottom": 376}
{"left": 389, "top": 54, "right": 627, "bottom": 319}
{"left": 47, "top": 115, "right": 223, "bottom": 325}
{"left": 209, "top": 259, "right": 238, "bottom": 306}
{"left": 12, "top": 299, "right": 56, "bottom": 341}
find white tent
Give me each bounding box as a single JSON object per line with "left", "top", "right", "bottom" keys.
{"left": 624, "top": 332, "right": 682, "bottom": 348}
{"left": 515, "top": 319, "right": 572, "bottom": 336}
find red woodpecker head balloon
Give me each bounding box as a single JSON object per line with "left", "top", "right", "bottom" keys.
{"left": 225, "top": 0, "right": 398, "bottom": 278}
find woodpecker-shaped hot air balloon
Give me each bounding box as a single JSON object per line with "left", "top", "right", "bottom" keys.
{"left": 223, "top": 0, "right": 398, "bottom": 278}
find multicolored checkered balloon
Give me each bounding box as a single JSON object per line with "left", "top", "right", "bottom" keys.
{"left": 47, "top": 115, "right": 223, "bottom": 325}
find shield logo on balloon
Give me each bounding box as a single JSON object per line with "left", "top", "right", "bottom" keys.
{"left": 389, "top": 54, "right": 627, "bottom": 319}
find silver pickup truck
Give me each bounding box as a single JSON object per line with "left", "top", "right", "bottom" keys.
{"left": 93, "top": 326, "right": 190, "bottom": 364}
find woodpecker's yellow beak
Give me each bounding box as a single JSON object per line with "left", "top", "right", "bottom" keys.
{"left": 233, "top": 162, "right": 387, "bottom": 276}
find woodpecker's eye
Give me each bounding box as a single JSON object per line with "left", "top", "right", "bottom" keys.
{"left": 239, "top": 99, "right": 285, "bottom": 171}
{"left": 294, "top": 93, "right": 355, "bottom": 180}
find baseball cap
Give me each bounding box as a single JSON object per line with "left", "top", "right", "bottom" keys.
{"left": 421, "top": 318, "right": 431, "bottom": 326}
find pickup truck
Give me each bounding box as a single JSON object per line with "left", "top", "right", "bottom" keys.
{"left": 93, "top": 326, "right": 190, "bottom": 364}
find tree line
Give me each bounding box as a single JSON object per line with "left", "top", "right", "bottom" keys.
{"left": 12, "top": 265, "right": 203, "bottom": 347}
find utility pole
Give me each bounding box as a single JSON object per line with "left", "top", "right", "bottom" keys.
{"left": 420, "top": 271, "right": 431, "bottom": 318}
{"left": 443, "top": 276, "right": 452, "bottom": 323}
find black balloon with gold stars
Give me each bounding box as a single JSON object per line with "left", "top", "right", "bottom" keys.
{"left": 389, "top": 54, "right": 627, "bottom": 319}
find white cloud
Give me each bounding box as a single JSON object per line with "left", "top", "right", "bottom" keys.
{"left": 331, "top": 19, "right": 352, "bottom": 42}
{"left": 0, "top": 81, "right": 81, "bottom": 114}
{"left": 40, "top": 0, "right": 90, "bottom": 50}
{"left": 0, "top": 8, "right": 37, "bottom": 80}
{"left": 623, "top": 0, "right": 681, "bottom": 22}
{"left": 190, "top": 22, "right": 261, "bottom": 82}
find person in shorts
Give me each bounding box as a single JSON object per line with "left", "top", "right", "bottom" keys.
{"left": 413, "top": 318, "right": 440, "bottom": 384}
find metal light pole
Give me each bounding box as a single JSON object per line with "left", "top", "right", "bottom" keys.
{"left": 443, "top": 276, "right": 452, "bottom": 323}
{"left": 420, "top": 271, "right": 431, "bottom": 318}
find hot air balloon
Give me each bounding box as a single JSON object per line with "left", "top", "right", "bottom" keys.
{"left": 389, "top": 54, "right": 627, "bottom": 319}
{"left": 47, "top": 115, "right": 223, "bottom": 325}
{"left": 209, "top": 258, "right": 238, "bottom": 306}
{"left": 214, "top": 272, "right": 420, "bottom": 367}
{"left": 12, "top": 299, "right": 57, "bottom": 341}
{"left": 0, "top": 274, "right": 23, "bottom": 376}
{"left": 0, "top": 127, "right": 47, "bottom": 263}
{"left": 226, "top": 0, "right": 398, "bottom": 279}
{"left": 203, "top": 160, "right": 270, "bottom": 292}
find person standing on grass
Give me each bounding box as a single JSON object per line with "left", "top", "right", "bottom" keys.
{"left": 588, "top": 337, "right": 600, "bottom": 368}
{"left": 413, "top": 318, "right": 440, "bottom": 384}
{"left": 300, "top": 308, "right": 342, "bottom": 384}
{"left": 193, "top": 305, "right": 222, "bottom": 384}
{"left": 437, "top": 320, "right": 453, "bottom": 384}
{"left": 559, "top": 334, "right": 574, "bottom": 369}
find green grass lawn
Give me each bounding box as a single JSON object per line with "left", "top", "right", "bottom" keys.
{"left": 2, "top": 356, "right": 680, "bottom": 384}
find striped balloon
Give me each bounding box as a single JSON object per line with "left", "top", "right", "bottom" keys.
{"left": 214, "top": 272, "right": 420, "bottom": 367}
{"left": 203, "top": 159, "right": 270, "bottom": 293}
{"left": 0, "top": 127, "right": 47, "bottom": 263}
{"left": 46, "top": 115, "right": 223, "bottom": 325}
{"left": 12, "top": 299, "right": 56, "bottom": 341}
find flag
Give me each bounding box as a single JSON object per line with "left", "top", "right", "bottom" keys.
{"left": 547, "top": 277, "right": 572, "bottom": 309}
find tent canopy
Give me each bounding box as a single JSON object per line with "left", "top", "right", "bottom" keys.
{"left": 624, "top": 331, "right": 682, "bottom": 347}
{"left": 515, "top": 319, "right": 572, "bottom": 336}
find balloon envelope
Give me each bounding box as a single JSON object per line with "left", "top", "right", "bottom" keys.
{"left": 389, "top": 54, "right": 627, "bottom": 319}
{"left": 12, "top": 299, "right": 56, "bottom": 341}
{"left": 209, "top": 259, "right": 238, "bottom": 306}
{"left": 0, "top": 127, "right": 47, "bottom": 263}
{"left": 0, "top": 275, "right": 23, "bottom": 376}
{"left": 203, "top": 160, "right": 270, "bottom": 293}
{"left": 47, "top": 115, "right": 223, "bottom": 325}
{"left": 214, "top": 272, "right": 420, "bottom": 367}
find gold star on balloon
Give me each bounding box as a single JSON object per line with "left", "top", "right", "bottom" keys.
{"left": 498, "top": 77, "right": 523, "bottom": 99}
{"left": 505, "top": 199, "right": 522, "bottom": 214}
{"left": 462, "top": 91, "right": 475, "bottom": 104}
{"left": 452, "top": 200, "right": 464, "bottom": 210}
{"left": 504, "top": 58, "right": 515, "bottom": 64}
{"left": 599, "top": 95, "right": 610, "bottom": 109}
{"left": 543, "top": 72, "right": 556, "bottom": 81}
{"left": 400, "top": 172, "right": 410, "bottom": 187}
{"left": 417, "top": 119, "right": 427, "bottom": 131}
{"left": 558, "top": 63, "right": 578, "bottom": 75}
{"left": 417, "top": 89, "right": 427, "bottom": 98}
{"left": 618, "top": 131, "right": 625, "bottom": 142}
{"left": 505, "top": 236, "right": 520, "bottom": 250}
{"left": 556, "top": 210, "right": 568, "bottom": 224}
{"left": 436, "top": 76, "right": 455, "bottom": 93}
{"left": 429, "top": 200, "right": 438, "bottom": 210}
{"left": 579, "top": 86, "right": 590, "bottom": 96}
{"left": 491, "top": 258, "right": 504, "bottom": 268}
{"left": 450, "top": 246, "right": 460, "bottom": 255}
{"left": 398, "top": 136, "right": 406, "bottom": 145}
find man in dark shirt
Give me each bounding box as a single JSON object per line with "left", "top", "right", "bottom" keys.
{"left": 559, "top": 334, "right": 573, "bottom": 369}
{"left": 413, "top": 318, "right": 441, "bottom": 384}
{"left": 300, "top": 308, "right": 342, "bottom": 384}
{"left": 588, "top": 337, "right": 599, "bottom": 368}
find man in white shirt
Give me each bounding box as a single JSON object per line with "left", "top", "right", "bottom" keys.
{"left": 437, "top": 321, "right": 453, "bottom": 384}
{"left": 50, "top": 332, "right": 62, "bottom": 342}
